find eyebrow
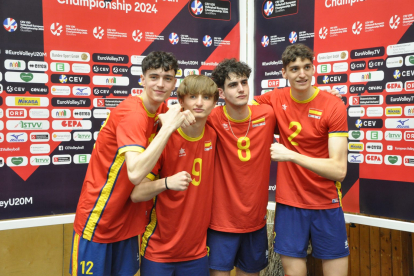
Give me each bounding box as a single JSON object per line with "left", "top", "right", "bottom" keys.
{"left": 289, "top": 63, "right": 312, "bottom": 68}
{"left": 227, "top": 78, "right": 248, "bottom": 85}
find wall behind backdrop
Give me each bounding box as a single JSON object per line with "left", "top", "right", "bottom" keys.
{"left": 255, "top": 0, "right": 414, "bottom": 221}
{"left": 0, "top": 0, "right": 240, "bottom": 221}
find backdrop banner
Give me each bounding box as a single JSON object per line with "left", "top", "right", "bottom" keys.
{"left": 255, "top": 0, "right": 414, "bottom": 220}
{"left": 0, "top": 0, "right": 240, "bottom": 220}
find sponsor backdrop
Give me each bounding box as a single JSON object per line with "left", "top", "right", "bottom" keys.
{"left": 255, "top": 0, "right": 414, "bottom": 220}
{"left": 0, "top": 0, "right": 239, "bottom": 220}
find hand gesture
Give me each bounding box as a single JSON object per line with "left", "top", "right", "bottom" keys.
{"left": 158, "top": 104, "right": 195, "bottom": 130}
{"left": 270, "top": 142, "right": 293, "bottom": 162}
{"left": 166, "top": 171, "right": 192, "bottom": 191}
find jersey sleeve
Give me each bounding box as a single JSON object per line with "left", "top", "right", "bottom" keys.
{"left": 146, "top": 156, "right": 163, "bottom": 181}
{"left": 252, "top": 89, "right": 275, "bottom": 106}
{"left": 117, "top": 111, "right": 148, "bottom": 155}
{"left": 328, "top": 100, "right": 348, "bottom": 137}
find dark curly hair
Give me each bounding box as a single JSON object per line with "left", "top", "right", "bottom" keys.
{"left": 211, "top": 58, "right": 251, "bottom": 89}
{"left": 282, "top": 44, "right": 314, "bottom": 69}
{"left": 142, "top": 51, "right": 178, "bottom": 75}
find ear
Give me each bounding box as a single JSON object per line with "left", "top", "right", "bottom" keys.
{"left": 140, "top": 74, "right": 145, "bottom": 87}
{"left": 218, "top": 88, "right": 225, "bottom": 100}
{"left": 178, "top": 97, "right": 184, "bottom": 107}
{"left": 281, "top": 68, "right": 287, "bottom": 79}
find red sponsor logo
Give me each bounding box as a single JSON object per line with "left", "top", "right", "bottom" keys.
{"left": 98, "top": 99, "right": 105, "bottom": 107}
{"left": 267, "top": 80, "right": 280, "bottom": 88}
{"left": 62, "top": 121, "right": 82, "bottom": 127}
{"left": 405, "top": 131, "right": 414, "bottom": 141}
{"left": 405, "top": 81, "right": 414, "bottom": 91}
{"left": 353, "top": 97, "right": 360, "bottom": 105}
{"left": 131, "top": 88, "right": 143, "bottom": 96}
{"left": 7, "top": 109, "right": 25, "bottom": 117}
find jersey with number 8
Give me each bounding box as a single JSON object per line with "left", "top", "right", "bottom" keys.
{"left": 207, "top": 105, "right": 276, "bottom": 233}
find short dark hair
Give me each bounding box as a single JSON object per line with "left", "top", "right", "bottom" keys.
{"left": 177, "top": 75, "right": 219, "bottom": 102}
{"left": 142, "top": 51, "right": 178, "bottom": 75}
{"left": 282, "top": 44, "right": 314, "bottom": 69}
{"left": 211, "top": 58, "right": 251, "bottom": 89}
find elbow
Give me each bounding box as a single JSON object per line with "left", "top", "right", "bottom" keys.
{"left": 128, "top": 171, "right": 144, "bottom": 186}
{"left": 130, "top": 194, "right": 139, "bottom": 203}
{"left": 336, "top": 167, "right": 347, "bottom": 182}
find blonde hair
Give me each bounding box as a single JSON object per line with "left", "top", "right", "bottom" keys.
{"left": 177, "top": 75, "right": 219, "bottom": 102}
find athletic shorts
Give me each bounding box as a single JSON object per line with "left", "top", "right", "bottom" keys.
{"left": 273, "top": 204, "right": 350, "bottom": 260}
{"left": 207, "top": 226, "right": 268, "bottom": 273}
{"left": 69, "top": 231, "right": 139, "bottom": 276}
{"left": 140, "top": 255, "right": 209, "bottom": 276}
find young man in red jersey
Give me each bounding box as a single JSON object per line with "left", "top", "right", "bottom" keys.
{"left": 130, "top": 75, "right": 218, "bottom": 276}
{"left": 254, "top": 43, "right": 349, "bottom": 276}
{"left": 70, "top": 51, "right": 195, "bottom": 276}
{"left": 207, "top": 59, "right": 277, "bottom": 276}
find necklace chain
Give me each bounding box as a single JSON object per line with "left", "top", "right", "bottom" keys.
{"left": 227, "top": 113, "right": 252, "bottom": 140}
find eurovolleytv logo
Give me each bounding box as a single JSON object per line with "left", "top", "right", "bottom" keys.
{"left": 3, "top": 18, "right": 18, "bottom": 32}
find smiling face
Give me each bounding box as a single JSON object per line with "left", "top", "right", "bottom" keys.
{"left": 141, "top": 68, "right": 177, "bottom": 104}
{"left": 219, "top": 73, "right": 249, "bottom": 108}
{"left": 282, "top": 58, "right": 314, "bottom": 94}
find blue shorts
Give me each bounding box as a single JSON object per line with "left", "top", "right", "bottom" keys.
{"left": 140, "top": 256, "right": 209, "bottom": 276}
{"left": 273, "top": 204, "right": 350, "bottom": 260}
{"left": 207, "top": 226, "right": 268, "bottom": 273}
{"left": 69, "top": 231, "right": 139, "bottom": 276}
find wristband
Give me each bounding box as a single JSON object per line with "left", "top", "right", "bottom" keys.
{"left": 165, "top": 177, "right": 169, "bottom": 190}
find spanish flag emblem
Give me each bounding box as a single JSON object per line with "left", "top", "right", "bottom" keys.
{"left": 308, "top": 108, "right": 322, "bottom": 119}
{"left": 204, "top": 141, "right": 212, "bottom": 151}
{"left": 252, "top": 117, "right": 266, "bottom": 127}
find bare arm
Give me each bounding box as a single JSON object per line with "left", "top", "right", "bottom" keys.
{"left": 130, "top": 171, "right": 192, "bottom": 202}
{"left": 270, "top": 136, "right": 348, "bottom": 182}
{"left": 125, "top": 104, "right": 195, "bottom": 185}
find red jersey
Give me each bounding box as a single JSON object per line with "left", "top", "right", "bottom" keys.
{"left": 141, "top": 126, "right": 217, "bottom": 262}
{"left": 73, "top": 96, "right": 168, "bottom": 243}
{"left": 254, "top": 87, "right": 348, "bottom": 209}
{"left": 207, "top": 105, "right": 276, "bottom": 233}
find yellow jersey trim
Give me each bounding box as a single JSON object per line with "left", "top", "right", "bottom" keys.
{"left": 146, "top": 172, "right": 156, "bottom": 181}
{"left": 290, "top": 87, "right": 320, "bottom": 103}
{"left": 118, "top": 145, "right": 145, "bottom": 156}
{"left": 72, "top": 233, "right": 79, "bottom": 276}
{"left": 309, "top": 109, "right": 322, "bottom": 116}
{"left": 336, "top": 181, "right": 343, "bottom": 208}
{"left": 223, "top": 105, "right": 252, "bottom": 123}
{"left": 329, "top": 132, "right": 349, "bottom": 137}
{"left": 139, "top": 96, "right": 156, "bottom": 118}
{"left": 141, "top": 197, "right": 158, "bottom": 256}
{"left": 177, "top": 127, "right": 205, "bottom": 142}
{"left": 82, "top": 153, "right": 125, "bottom": 241}
{"left": 250, "top": 100, "right": 260, "bottom": 106}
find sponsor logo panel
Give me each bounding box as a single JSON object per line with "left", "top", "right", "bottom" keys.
{"left": 6, "top": 96, "right": 49, "bottom": 107}
{"left": 348, "top": 130, "right": 364, "bottom": 140}
{"left": 354, "top": 119, "right": 383, "bottom": 129}
{"left": 6, "top": 120, "right": 50, "bottom": 130}
{"left": 30, "top": 144, "right": 50, "bottom": 154}
{"left": 366, "top": 142, "right": 383, "bottom": 152}
{"left": 50, "top": 50, "right": 90, "bottom": 62}
{"left": 348, "top": 142, "right": 364, "bottom": 152}
{"left": 52, "top": 154, "right": 72, "bottom": 165}
{"left": 73, "top": 131, "right": 92, "bottom": 141}
{"left": 385, "top": 118, "right": 414, "bottom": 129}
{"left": 93, "top": 109, "right": 111, "bottom": 119}
{"left": 348, "top": 153, "right": 364, "bottom": 163}
{"left": 6, "top": 133, "right": 28, "bottom": 142}
{"left": 93, "top": 98, "right": 125, "bottom": 108}
{"left": 349, "top": 71, "right": 384, "bottom": 82}
{"left": 73, "top": 154, "right": 91, "bottom": 164}
{"left": 404, "top": 131, "right": 414, "bottom": 141}
{"left": 30, "top": 132, "right": 50, "bottom": 142}
{"left": 366, "top": 130, "right": 383, "bottom": 141}
{"left": 384, "top": 155, "right": 402, "bottom": 165}
{"left": 366, "top": 107, "right": 383, "bottom": 117}
{"left": 349, "top": 95, "right": 383, "bottom": 106}
{"left": 28, "top": 61, "right": 48, "bottom": 72}
{"left": 30, "top": 155, "right": 51, "bottom": 166}
{"left": 317, "top": 51, "right": 348, "bottom": 63}
{"left": 52, "top": 120, "right": 92, "bottom": 130}
{"left": 7, "top": 156, "right": 28, "bottom": 167}
{"left": 92, "top": 76, "right": 129, "bottom": 86}
{"left": 73, "top": 109, "right": 91, "bottom": 119}
{"left": 405, "top": 106, "right": 414, "bottom": 116}
{"left": 5, "top": 72, "right": 48, "bottom": 83}
{"left": 385, "top": 131, "right": 403, "bottom": 141}
{"left": 29, "top": 109, "right": 49, "bottom": 119}
{"left": 6, "top": 108, "right": 27, "bottom": 118}
{"left": 52, "top": 132, "right": 71, "bottom": 141}
{"left": 51, "top": 98, "right": 91, "bottom": 107}
{"left": 385, "top": 106, "right": 402, "bottom": 116}
{"left": 365, "top": 154, "right": 383, "bottom": 164}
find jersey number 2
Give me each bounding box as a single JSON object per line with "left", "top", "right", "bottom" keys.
{"left": 288, "top": 122, "right": 302, "bottom": 146}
